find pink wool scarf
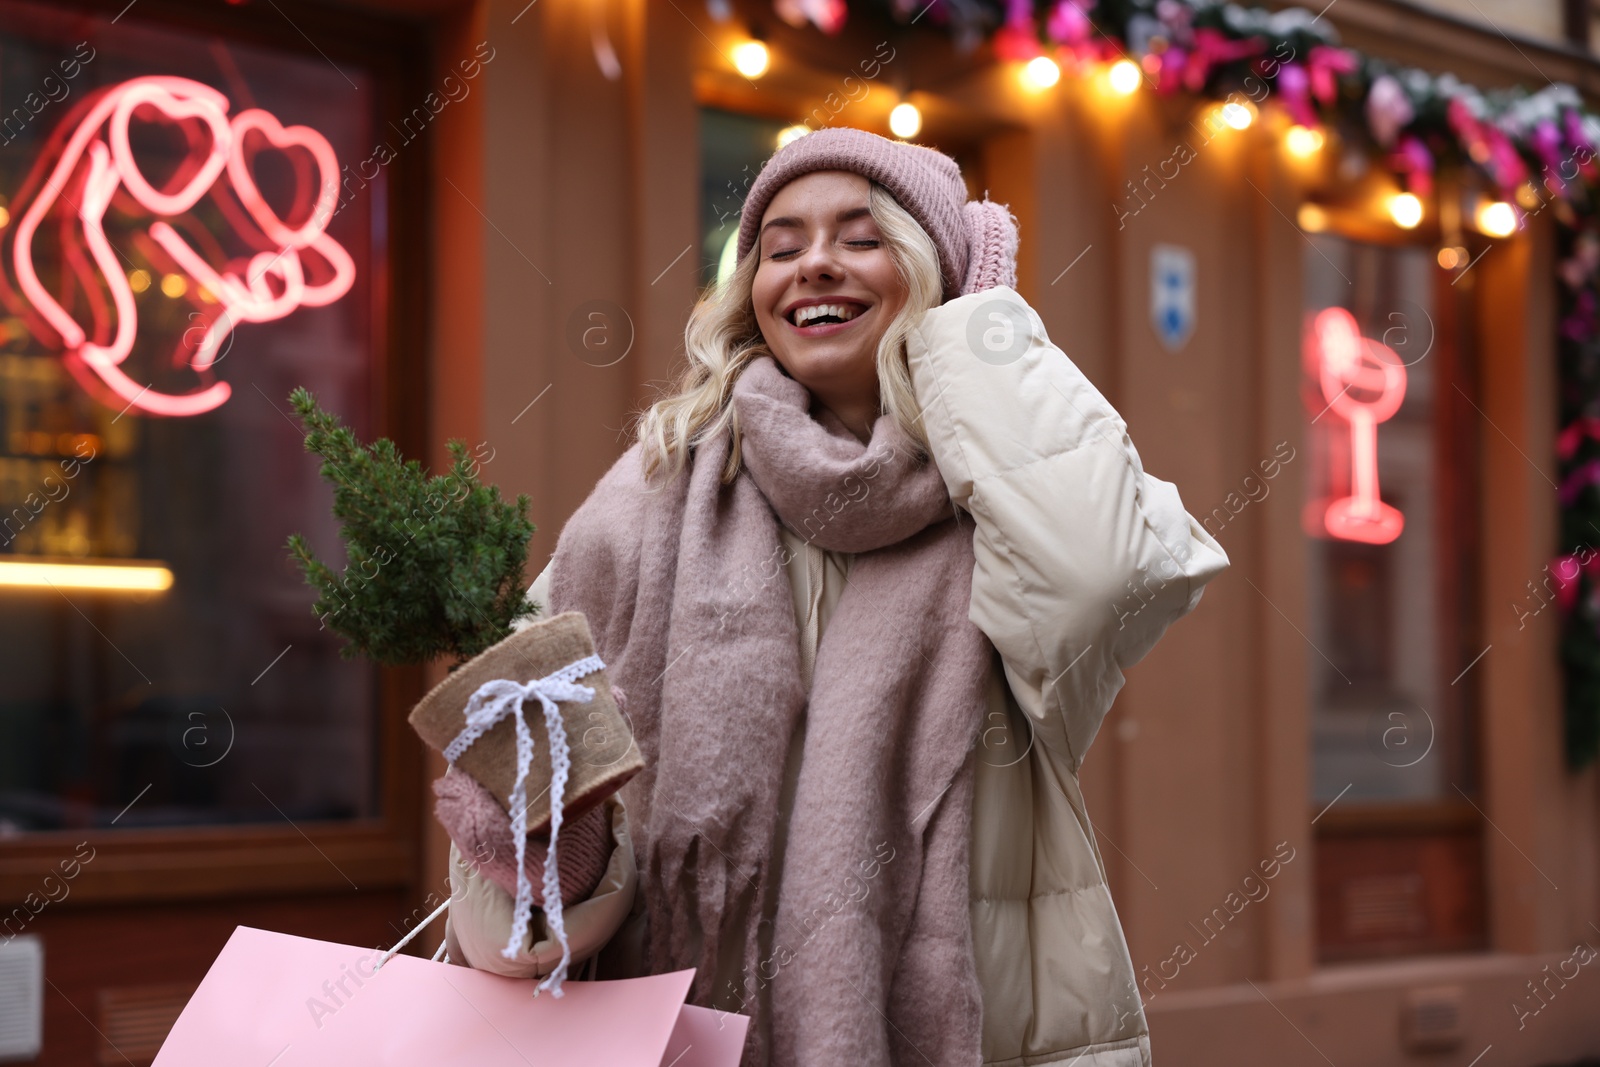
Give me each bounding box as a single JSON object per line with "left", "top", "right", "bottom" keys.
{"left": 547, "top": 354, "right": 994, "bottom": 1065}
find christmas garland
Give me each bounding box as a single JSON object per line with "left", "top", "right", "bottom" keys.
{"left": 765, "top": 0, "right": 1600, "bottom": 768}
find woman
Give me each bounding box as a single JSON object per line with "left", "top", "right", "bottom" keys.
{"left": 435, "top": 127, "right": 1230, "bottom": 1066}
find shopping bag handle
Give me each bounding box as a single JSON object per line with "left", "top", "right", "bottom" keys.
{"left": 375, "top": 896, "right": 451, "bottom": 972}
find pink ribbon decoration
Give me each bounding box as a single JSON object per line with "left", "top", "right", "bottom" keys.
{"left": 1563, "top": 109, "right": 1600, "bottom": 181}
{"left": 1365, "top": 74, "right": 1413, "bottom": 148}
{"left": 1307, "top": 45, "right": 1358, "bottom": 105}
{"left": 1558, "top": 416, "right": 1600, "bottom": 460}
{"left": 1549, "top": 550, "right": 1600, "bottom": 616}
{"left": 1558, "top": 457, "right": 1600, "bottom": 508}
{"left": 8, "top": 76, "right": 354, "bottom": 417}
{"left": 1046, "top": 0, "right": 1093, "bottom": 44}
{"left": 1446, "top": 96, "right": 1483, "bottom": 155}
{"left": 1560, "top": 234, "right": 1600, "bottom": 291}
{"left": 1388, "top": 135, "right": 1435, "bottom": 197}
{"left": 773, "top": 0, "right": 847, "bottom": 33}
{"left": 1448, "top": 97, "right": 1530, "bottom": 194}
{"left": 1155, "top": 0, "right": 1192, "bottom": 37}
{"left": 1563, "top": 288, "right": 1598, "bottom": 342}
{"left": 1152, "top": 47, "right": 1189, "bottom": 95}
{"left": 1487, "top": 129, "right": 1530, "bottom": 194}
{"left": 993, "top": 20, "right": 1044, "bottom": 61}
{"left": 1182, "top": 28, "right": 1265, "bottom": 94}
{"left": 1530, "top": 119, "right": 1568, "bottom": 194}
{"left": 1275, "top": 62, "right": 1316, "bottom": 127}
{"left": 995, "top": 0, "right": 1043, "bottom": 63}
{"left": 1551, "top": 553, "right": 1584, "bottom": 616}
{"left": 1068, "top": 36, "right": 1121, "bottom": 67}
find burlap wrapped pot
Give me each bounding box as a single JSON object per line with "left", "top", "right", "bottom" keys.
{"left": 408, "top": 611, "right": 643, "bottom": 836}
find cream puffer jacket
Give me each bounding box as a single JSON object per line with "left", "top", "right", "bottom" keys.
{"left": 444, "top": 285, "right": 1231, "bottom": 1066}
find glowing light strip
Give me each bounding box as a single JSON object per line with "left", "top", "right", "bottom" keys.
{"left": 0, "top": 558, "right": 174, "bottom": 592}
{"left": 11, "top": 76, "right": 356, "bottom": 417}
{"left": 1311, "top": 306, "right": 1407, "bottom": 545}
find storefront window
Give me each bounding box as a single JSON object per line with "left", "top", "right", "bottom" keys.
{"left": 1302, "top": 233, "right": 1486, "bottom": 961}
{"left": 700, "top": 107, "right": 789, "bottom": 289}
{"left": 0, "top": 1, "right": 386, "bottom": 833}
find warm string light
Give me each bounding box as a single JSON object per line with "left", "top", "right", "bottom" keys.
{"left": 1285, "top": 125, "right": 1324, "bottom": 158}
{"left": 1388, "top": 192, "right": 1423, "bottom": 229}
{"left": 732, "top": 40, "right": 769, "bottom": 79}
{"left": 1107, "top": 59, "right": 1142, "bottom": 95}
{"left": 889, "top": 101, "right": 921, "bottom": 139}
{"left": 1298, "top": 204, "right": 1329, "bottom": 232}
{"left": 1219, "top": 100, "right": 1256, "bottom": 130}
{"left": 1020, "top": 56, "right": 1061, "bottom": 92}
{"left": 741, "top": 34, "right": 1482, "bottom": 250}
{"left": 1475, "top": 199, "right": 1517, "bottom": 238}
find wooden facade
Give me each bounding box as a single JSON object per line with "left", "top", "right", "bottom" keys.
{"left": 4, "top": 0, "right": 1599, "bottom": 1063}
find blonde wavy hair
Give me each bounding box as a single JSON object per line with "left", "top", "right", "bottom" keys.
{"left": 636, "top": 180, "right": 944, "bottom": 487}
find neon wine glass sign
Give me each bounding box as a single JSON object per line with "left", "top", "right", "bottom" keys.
{"left": 9, "top": 76, "right": 354, "bottom": 417}
{"left": 1307, "top": 306, "right": 1407, "bottom": 545}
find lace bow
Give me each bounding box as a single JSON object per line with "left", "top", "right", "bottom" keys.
{"left": 445, "top": 653, "right": 605, "bottom": 996}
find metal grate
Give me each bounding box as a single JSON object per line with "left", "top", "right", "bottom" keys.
{"left": 1402, "top": 985, "right": 1464, "bottom": 1051}
{"left": 1343, "top": 873, "right": 1426, "bottom": 938}
{"left": 0, "top": 935, "right": 43, "bottom": 1063}
{"left": 96, "top": 983, "right": 196, "bottom": 1067}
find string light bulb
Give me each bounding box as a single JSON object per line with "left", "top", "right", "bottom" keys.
{"left": 732, "top": 40, "right": 770, "bottom": 79}
{"left": 1285, "top": 125, "right": 1324, "bottom": 158}
{"left": 1475, "top": 200, "right": 1517, "bottom": 238}
{"left": 1388, "top": 192, "right": 1423, "bottom": 229}
{"left": 1220, "top": 100, "right": 1256, "bottom": 130}
{"left": 889, "top": 101, "right": 921, "bottom": 139}
{"left": 1297, "top": 204, "right": 1328, "bottom": 232}
{"left": 1108, "top": 59, "right": 1141, "bottom": 95}
{"left": 1021, "top": 55, "right": 1061, "bottom": 92}
{"left": 776, "top": 125, "right": 810, "bottom": 149}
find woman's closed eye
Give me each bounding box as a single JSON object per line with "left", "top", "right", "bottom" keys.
{"left": 768, "top": 239, "right": 881, "bottom": 260}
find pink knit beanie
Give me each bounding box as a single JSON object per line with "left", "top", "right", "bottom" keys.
{"left": 735, "top": 127, "right": 1019, "bottom": 302}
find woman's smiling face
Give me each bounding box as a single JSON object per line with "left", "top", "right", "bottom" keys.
{"left": 751, "top": 170, "right": 908, "bottom": 436}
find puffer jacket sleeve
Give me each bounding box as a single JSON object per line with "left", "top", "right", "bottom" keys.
{"left": 906, "top": 285, "right": 1230, "bottom": 773}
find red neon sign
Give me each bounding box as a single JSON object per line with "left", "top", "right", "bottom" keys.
{"left": 8, "top": 76, "right": 354, "bottom": 417}
{"left": 1308, "top": 306, "right": 1406, "bottom": 545}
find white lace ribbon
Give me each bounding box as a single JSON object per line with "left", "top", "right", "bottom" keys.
{"left": 444, "top": 652, "right": 605, "bottom": 996}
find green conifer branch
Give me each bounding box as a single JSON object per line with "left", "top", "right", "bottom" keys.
{"left": 285, "top": 387, "right": 538, "bottom": 668}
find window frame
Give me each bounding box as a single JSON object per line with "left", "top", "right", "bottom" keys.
{"left": 0, "top": 0, "right": 430, "bottom": 905}
{"left": 1298, "top": 221, "right": 1490, "bottom": 963}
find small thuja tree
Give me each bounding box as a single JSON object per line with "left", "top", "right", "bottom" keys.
{"left": 286, "top": 387, "right": 538, "bottom": 668}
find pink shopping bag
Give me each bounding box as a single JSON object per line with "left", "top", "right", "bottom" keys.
{"left": 152, "top": 926, "right": 748, "bottom": 1066}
